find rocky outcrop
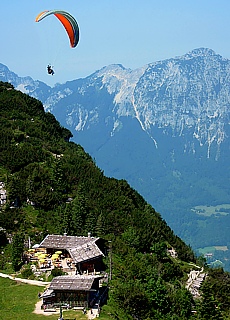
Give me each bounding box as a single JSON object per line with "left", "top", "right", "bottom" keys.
{"left": 0, "top": 182, "right": 7, "bottom": 206}
{"left": 186, "top": 267, "right": 207, "bottom": 298}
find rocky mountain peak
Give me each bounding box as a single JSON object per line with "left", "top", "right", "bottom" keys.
{"left": 1, "top": 48, "right": 230, "bottom": 160}
{"left": 183, "top": 47, "right": 217, "bottom": 58}
{"left": 133, "top": 48, "right": 230, "bottom": 158}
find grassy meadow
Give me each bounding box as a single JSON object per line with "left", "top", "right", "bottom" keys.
{"left": 0, "top": 277, "right": 88, "bottom": 320}
{"left": 191, "top": 204, "right": 230, "bottom": 216}
{"left": 0, "top": 276, "right": 113, "bottom": 320}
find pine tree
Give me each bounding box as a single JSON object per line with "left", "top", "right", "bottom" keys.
{"left": 198, "top": 283, "right": 223, "bottom": 319}
{"left": 70, "top": 196, "right": 84, "bottom": 236}
{"left": 11, "top": 233, "right": 24, "bottom": 271}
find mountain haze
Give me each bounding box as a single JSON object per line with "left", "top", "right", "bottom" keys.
{"left": 1, "top": 48, "right": 230, "bottom": 268}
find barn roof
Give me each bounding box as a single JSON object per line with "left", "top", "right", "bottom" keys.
{"left": 40, "top": 289, "right": 54, "bottom": 298}
{"left": 49, "top": 275, "right": 101, "bottom": 291}
{"left": 39, "top": 234, "right": 104, "bottom": 263}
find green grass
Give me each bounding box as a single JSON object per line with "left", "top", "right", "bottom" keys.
{"left": 191, "top": 204, "right": 230, "bottom": 216}
{"left": 197, "top": 246, "right": 229, "bottom": 256}
{"left": 214, "top": 246, "right": 228, "bottom": 251}
{"left": 197, "top": 246, "right": 216, "bottom": 255}
{"left": 0, "top": 277, "right": 88, "bottom": 320}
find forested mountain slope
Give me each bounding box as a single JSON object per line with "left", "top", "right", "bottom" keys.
{"left": 1, "top": 81, "right": 230, "bottom": 319}
{"left": 1, "top": 49, "right": 230, "bottom": 271}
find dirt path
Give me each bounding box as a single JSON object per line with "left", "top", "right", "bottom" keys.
{"left": 33, "top": 300, "right": 59, "bottom": 316}
{"left": 0, "top": 272, "right": 50, "bottom": 286}
{"left": 87, "top": 307, "right": 99, "bottom": 319}
{"left": 33, "top": 300, "right": 98, "bottom": 319}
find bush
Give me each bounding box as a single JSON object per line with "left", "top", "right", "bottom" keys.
{"left": 0, "top": 255, "right": 6, "bottom": 270}
{"left": 48, "top": 267, "right": 66, "bottom": 281}
{"left": 21, "top": 266, "right": 33, "bottom": 279}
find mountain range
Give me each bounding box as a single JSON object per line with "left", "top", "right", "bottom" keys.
{"left": 1, "top": 47, "right": 230, "bottom": 269}
{"left": 3, "top": 80, "right": 230, "bottom": 319}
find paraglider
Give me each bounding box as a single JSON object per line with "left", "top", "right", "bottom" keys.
{"left": 35, "top": 10, "right": 80, "bottom": 75}
{"left": 47, "top": 65, "right": 54, "bottom": 75}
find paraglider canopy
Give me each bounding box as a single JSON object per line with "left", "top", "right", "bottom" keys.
{"left": 35, "top": 10, "right": 79, "bottom": 48}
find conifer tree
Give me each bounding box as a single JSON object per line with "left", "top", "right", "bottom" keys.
{"left": 11, "top": 233, "right": 24, "bottom": 271}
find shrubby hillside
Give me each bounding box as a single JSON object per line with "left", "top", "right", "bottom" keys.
{"left": 0, "top": 81, "right": 230, "bottom": 319}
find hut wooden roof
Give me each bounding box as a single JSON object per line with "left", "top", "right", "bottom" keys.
{"left": 39, "top": 235, "right": 104, "bottom": 263}
{"left": 49, "top": 275, "right": 101, "bottom": 291}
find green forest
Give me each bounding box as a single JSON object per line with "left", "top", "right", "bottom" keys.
{"left": 1, "top": 81, "right": 230, "bottom": 319}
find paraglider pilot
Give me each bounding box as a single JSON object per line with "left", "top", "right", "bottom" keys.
{"left": 47, "top": 65, "right": 54, "bottom": 75}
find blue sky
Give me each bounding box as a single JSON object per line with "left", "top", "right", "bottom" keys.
{"left": 1, "top": 1, "right": 230, "bottom": 86}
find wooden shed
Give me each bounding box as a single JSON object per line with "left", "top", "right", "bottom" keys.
{"left": 41, "top": 275, "right": 104, "bottom": 309}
